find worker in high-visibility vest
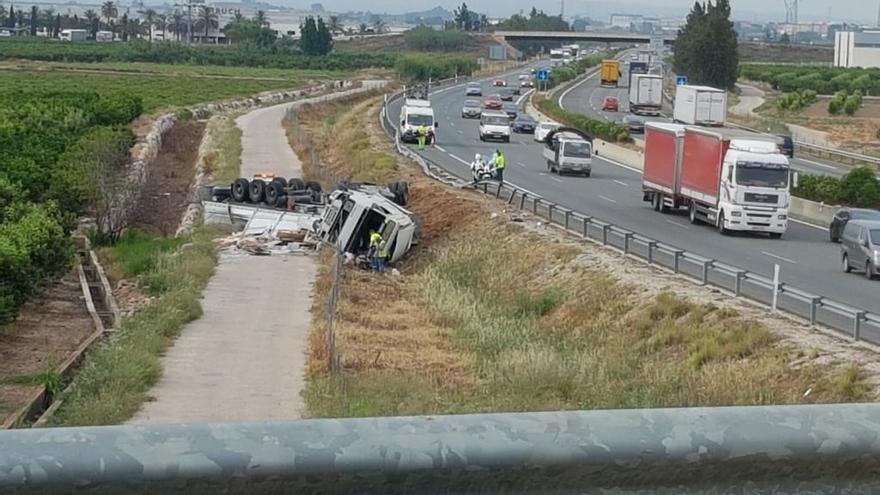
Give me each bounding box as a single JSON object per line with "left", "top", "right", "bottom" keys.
{"left": 369, "top": 230, "right": 385, "bottom": 272}
{"left": 417, "top": 124, "right": 428, "bottom": 150}
{"left": 494, "top": 149, "right": 506, "bottom": 184}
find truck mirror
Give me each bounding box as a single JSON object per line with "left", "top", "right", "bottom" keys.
{"left": 792, "top": 171, "right": 799, "bottom": 189}
{"left": 401, "top": 120, "right": 405, "bottom": 126}
{"left": 434, "top": 122, "right": 439, "bottom": 128}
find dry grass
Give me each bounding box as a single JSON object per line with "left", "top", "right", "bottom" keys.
{"left": 297, "top": 92, "right": 872, "bottom": 419}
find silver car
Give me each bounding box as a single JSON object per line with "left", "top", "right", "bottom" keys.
{"left": 841, "top": 220, "right": 880, "bottom": 280}
{"left": 461, "top": 99, "right": 482, "bottom": 119}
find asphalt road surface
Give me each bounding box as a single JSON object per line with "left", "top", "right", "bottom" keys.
{"left": 389, "top": 65, "right": 880, "bottom": 326}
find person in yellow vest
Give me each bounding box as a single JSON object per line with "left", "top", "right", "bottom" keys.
{"left": 417, "top": 124, "right": 428, "bottom": 150}
{"left": 494, "top": 149, "right": 506, "bottom": 184}
{"left": 369, "top": 230, "right": 385, "bottom": 272}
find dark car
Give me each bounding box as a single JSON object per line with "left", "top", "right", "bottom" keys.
{"left": 777, "top": 134, "right": 794, "bottom": 158}
{"left": 622, "top": 114, "right": 645, "bottom": 133}
{"left": 511, "top": 114, "right": 537, "bottom": 133}
{"left": 829, "top": 207, "right": 880, "bottom": 242}
{"left": 499, "top": 89, "right": 516, "bottom": 101}
{"left": 511, "top": 86, "right": 521, "bottom": 96}
{"left": 502, "top": 103, "right": 519, "bottom": 119}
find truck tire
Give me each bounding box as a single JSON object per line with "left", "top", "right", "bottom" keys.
{"left": 717, "top": 212, "right": 729, "bottom": 235}
{"left": 275, "top": 195, "right": 288, "bottom": 208}
{"left": 271, "top": 177, "right": 288, "bottom": 189}
{"left": 249, "top": 179, "right": 266, "bottom": 203}
{"left": 305, "top": 180, "right": 322, "bottom": 193}
{"left": 688, "top": 202, "right": 699, "bottom": 224}
{"left": 288, "top": 178, "right": 306, "bottom": 191}
{"left": 769, "top": 233, "right": 783, "bottom": 240}
{"left": 265, "top": 181, "right": 283, "bottom": 206}
{"left": 288, "top": 193, "right": 313, "bottom": 205}
{"left": 843, "top": 254, "right": 852, "bottom": 273}
{"left": 652, "top": 193, "right": 661, "bottom": 212}
{"left": 231, "top": 178, "right": 250, "bottom": 203}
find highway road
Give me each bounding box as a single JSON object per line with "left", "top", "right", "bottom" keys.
{"left": 388, "top": 64, "right": 880, "bottom": 322}
{"left": 557, "top": 56, "right": 851, "bottom": 178}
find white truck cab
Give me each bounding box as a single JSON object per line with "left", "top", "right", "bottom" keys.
{"left": 399, "top": 98, "right": 436, "bottom": 144}
{"left": 479, "top": 111, "right": 511, "bottom": 143}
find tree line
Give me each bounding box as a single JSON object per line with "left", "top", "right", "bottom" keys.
{"left": 673, "top": 0, "right": 739, "bottom": 90}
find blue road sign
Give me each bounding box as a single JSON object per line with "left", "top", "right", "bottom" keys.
{"left": 676, "top": 75, "right": 688, "bottom": 86}
{"left": 537, "top": 69, "right": 549, "bottom": 81}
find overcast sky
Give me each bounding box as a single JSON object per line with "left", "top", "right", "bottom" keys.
{"left": 314, "top": 0, "right": 868, "bottom": 22}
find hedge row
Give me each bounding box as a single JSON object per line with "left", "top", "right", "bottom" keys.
{"left": 545, "top": 54, "right": 605, "bottom": 89}
{"left": 740, "top": 64, "right": 880, "bottom": 95}
{"left": 394, "top": 53, "right": 479, "bottom": 82}
{"left": 534, "top": 95, "right": 631, "bottom": 143}
{"left": 794, "top": 167, "right": 880, "bottom": 208}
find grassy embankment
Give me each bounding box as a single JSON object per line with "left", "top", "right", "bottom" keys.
{"left": 293, "top": 94, "right": 871, "bottom": 418}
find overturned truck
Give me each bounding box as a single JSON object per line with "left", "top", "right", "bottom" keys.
{"left": 207, "top": 175, "right": 415, "bottom": 263}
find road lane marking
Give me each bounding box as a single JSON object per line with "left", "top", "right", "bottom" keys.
{"left": 456, "top": 130, "right": 463, "bottom": 134}
{"left": 665, "top": 219, "right": 690, "bottom": 230}
{"left": 516, "top": 161, "right": 527, "bottom": 167}
{"left": 599, "top": 195, "right": 618, "bottom": 203}
{"left": 789, "top": 218, "right": 825, "bottom": 231}
{"left": 447, "top": 153, "right": 470, "bottom": 166}
{"left": 516, "top": 89, "right": 535, "bottom": 105}
{"left": 550, "top": 176, "right": 563, "bottom": 183}
{"left": 558, "top": 67, "right": 600, "bottom": 110}
{"left": 761, "top": 251, "right": 798, "bottom": 264}
{"left": 434, "top": 145, "right": 447, "bottom": 152}
{"left": 613, "top": 180, "right": 629, "bottom": 187}
{"left": 796, "top": 157, "right": 837, "bottom": 170}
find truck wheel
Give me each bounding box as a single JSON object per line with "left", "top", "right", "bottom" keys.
{"left": 271, "top": 177, "right": 288, "bottom": 189}
{"left": 717, "top": 212, "right": 729, "bottom": 235}
{"left": 479, "top": 135, "right": 485, "bottom": 141}
{"left": 249, "top": 180, "right": 266, "bottom": 203}
{"left": 275, "top": 195, "right": 288, "bottom": 208}
{"left": 583, "top": 170, "right": 590, "bottom": 178}
{"left": 652, "top": 193, "right": 661, "bottom": 212}
{"left": 265, "top": 181, "right": 283, "bottom": 206}
{"left": 288, "top": 178, "right": 306, "bottom": 191}
{"left": 231, "top": 178, "right": 250, "bottom": 202}
{"left": 769, "top": 233, "right": 783, "bottom": 240}
{"left": 688, "top": 203, "right": 699, "bottom": 224}
{"left": 305, "top": 180, "right": 322, "bottom": 193}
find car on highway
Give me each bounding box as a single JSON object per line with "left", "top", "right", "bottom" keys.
{"left": 519, "top": 74, "right": 534, "bottom": 87}
{"left": 483, "top": 95, "right": 503, "bottom": 110}
{"left": 777, "top": 134, "right": 794, "bottom": 158}
{"left": 511, "top": 114, "right": 537, "bottom": 134}
{"left": 499, "top": 89, "right": 516, "bottom": 101}
{"left": 465, "top": 83, "right": 482, "bottom": 96}
{"left": 622, "top": 114, "right": 645, "bottom": 133}
{"left": 510, "top": 86, "right": 522, "bottom": 96}
{"left": 840, "top": 220, "right": 880, "bottom": 279}
{"left": 502, "top": 103, "right": 519, "bottom": 119}
{"left": 829, "top": 207, "right": 880, "bottom": 242}
{"left": 602, "top": 96, "right": 619, "bottom": 112}
{"left": 461, "top": 99, "right": 482, "bottom": 119}
{"left": 534, "top": 121, "right": 561, "bottom": 142}
{"left": 479, "top": 111, "right": 511, "bottom": 142}
{"left": 493, "top": 79, "right": 507, "bottom": 87}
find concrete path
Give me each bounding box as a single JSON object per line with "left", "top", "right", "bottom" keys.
{"left": 130, "top": 82, "right": 385, "bottom": 424}
{"left": 730, "top": 84, "right": 765, "bottom": 117}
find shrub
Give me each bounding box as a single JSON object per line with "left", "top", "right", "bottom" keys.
{"left": 534, "top": 95, "right": 631, "bottom": 143}
{"left": 843, "top": 95, "right": 860, "bottom": 116}
{"left": 839, "top": 167, "right": 880, "bottom": 208}
{"left": 403, "top": 26, "right": 469, "bottom": 52}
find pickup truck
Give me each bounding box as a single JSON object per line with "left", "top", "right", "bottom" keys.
{"left": 543, "top": 127, "right": 593, "bottom": 177}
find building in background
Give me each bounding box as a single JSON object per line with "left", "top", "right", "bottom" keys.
{"left": 609, "top": 14, "right": 641, "bottom": 30}
{"left": 835, "top": 31, "right": 880, "bottom": 68}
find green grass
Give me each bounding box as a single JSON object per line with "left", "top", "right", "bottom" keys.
{"left": 48, "top": 227, "right": 220, "bottom": 426}
{"left": 98, "top": 229, "right": 185, "bottom": 280}
{"left": 0, "top": 69, "right": 308, "bottom": 112}
{"left": 210, "top": 118, "right": 244, "bottom": 185}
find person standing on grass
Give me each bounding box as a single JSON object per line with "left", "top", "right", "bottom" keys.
{"left": 369, "top": 230, "right": 385, "bottom": 272}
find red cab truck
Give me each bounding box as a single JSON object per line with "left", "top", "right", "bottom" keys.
{"left": 642, "top": 123, "right": 794, "bottom": 238}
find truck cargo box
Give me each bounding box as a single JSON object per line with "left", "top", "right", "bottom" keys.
{"left": 680, "top": 127, "right": 727, "bottom": 204}
{"left": 673, "top": 85, "right": 727, "bottom": 126}
{"left": 643, "top": 123, "right": 686, "bottom": 195}
{"left": 629, "top": 74, "right": 663, "bottom": 115}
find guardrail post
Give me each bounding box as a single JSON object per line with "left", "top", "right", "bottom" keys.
{"left": 601, "top": 225, "right": 610, "bottom": 245}
{"left": 853, "top": 311, "right": 866, "bottom": 341}
{"left": 672, "top": 250, "right": 683, "bottom": 274}
{"left": 734, "top": 271, "right": 746, "bottom": 297}
{"left": 701, "top": 260, "right": 713, "bottom": 286}
{"left": 809, "top": 297, "right": 821, "bottom": 327}
{"left": 533, "top": 198, "right": 539, "bottom": 214}
{"left": 520, "top": 193, "right": 527, "bottom": 209}
{"left": 582, "top": 216, "right": 591, "bottom": 238}
{"left": 548, "top": 204, "right": 555, "bottom": 222}
{"left": 507, "top": 189, "right": 517, "bottom": 204}
{"left": 623, "top": 232, "right": 633, "bottom": 254}
{"left": 495, "top": 183, "right": 502, "bottom": 198}
{"left": 482, "top": 183, "right": 488, "bottom": 194}
{"left": 646, "top": 241, "right": 657, "bottom": 264}
{"left": 564, "top": 211, "right": 570, "bottom": 230}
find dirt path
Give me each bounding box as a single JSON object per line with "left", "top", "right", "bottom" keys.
{"left": 129, "top": 82, "right": 386, "bottom": 424}
{"left": 731, "top": 84, "right": 765, "bottom": 117}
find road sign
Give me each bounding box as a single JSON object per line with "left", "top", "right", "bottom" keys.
{"left": 537, "top": 69, "right": 549, "bottom": 81}
{"left": 676, "top": 75, "right": 688, "bottom": 86}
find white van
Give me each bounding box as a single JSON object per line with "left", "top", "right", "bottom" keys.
{"left": 479, "top": 111, "right": 511, "bottom": 143}
{"left": 399, "top": 99, "right": 436, "bottom": 144}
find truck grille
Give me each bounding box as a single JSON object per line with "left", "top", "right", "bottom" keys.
{"left": 744, "top": 193, "right": 778, "bottom": 204}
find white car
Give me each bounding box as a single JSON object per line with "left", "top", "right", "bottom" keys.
{"left": 534, "top": 121, "right": 561, "bottom": 142}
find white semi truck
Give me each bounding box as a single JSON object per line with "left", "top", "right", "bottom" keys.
{"left": 628, "top": 73, "right": 663, "bottom": 116}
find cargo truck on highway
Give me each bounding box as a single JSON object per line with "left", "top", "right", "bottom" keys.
{"left": 628, "top": 73, "right": 663, "bottom": 116}
{"left": 600, "top": 60, "right": 621, "bottom": 88}
{"left": 641, "top": 123, "right": 795, "bottom": 238}
{"left": 673, "top": 85, "right": 727, "bottom": 126}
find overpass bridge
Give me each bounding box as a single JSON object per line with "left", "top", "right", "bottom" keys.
{"left": 493, "top": 30, "right": 676, "bottom": 45}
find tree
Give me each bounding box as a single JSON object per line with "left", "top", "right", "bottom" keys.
{"left": 673, "top": 0, "right": 738, "bottom": 90}
{"left": 232, "top": 11, "right": 242, "bottom": 24}
{"left": 254, "top": 9, "right": 267, "bottom": 27}
{"left": 7, "top": 4, "right": 13, "bottom": 28}
{"left": 224, "top": 18, "right": 275, "bottom": 48}
{"left": 170, "top": 10, "right": 184, "bottom": 40}
{"left": 453, "top": 2, "right": 471, "bottom": 30}
{"left": 83, "top": 9, "right": 98, "bottom": 37}
{"left": 328, "top": 14, "right": 341, "bottom": 34}
{"left": 143, "top": 8, "right": 156, "bottom": 41}
{"left": 28, "top": 5, "right": 36, "bottom": 36}
{"left": 196, "top": 5, "right": 218, "bottom": 41}
{"left": 371, "top": 18, "right": 385, "bottom": 34}
{"left": 101, "top": 0, "right": 117, "bottom": 35}
{"left": 316, "top": 16, "right": 332, "bottom": 52}
{"left": 300, "top": 15, "right": 318, "bottom": 54}
{"left": 53, "top": 13, "right": 60, "bottom": 37}
{"left": 779, "top": 32, "right": 790, "bottom": 44}
{"left": 157, "top": 14, "right": 167, "bottom": 39}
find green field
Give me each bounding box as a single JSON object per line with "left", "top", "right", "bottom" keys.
{"left": 0, "top": 69, "right": 310, "bottom": 112}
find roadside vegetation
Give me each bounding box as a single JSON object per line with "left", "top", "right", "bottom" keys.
{"left": 534, "top": 94, "right": 631, "bottom": 143}
{"left": 297, "top": 93, "right": 872, "bottom": 419}
{"left": 403, "top": 25, "right": 471, "bottom": 52}
{"left": 674, "top": 0, "right": 739, "bottom": 89}
{"left": 738, "top": 42, "right": 833, "bottom": 64}
{"left": 795, "top": 167, "right": 880, "bottom": 208}
{"left": 49, "top": 226, "right": 220, "bottom": 426}
{"left": 741, "top": 64, "right": 880, "bottom": 95}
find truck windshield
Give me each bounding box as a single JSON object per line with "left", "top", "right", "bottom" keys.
{"left": 735, "top": 162, "right": 788, "bottom": 188}
{"left": 407, "top": 114, "right": 433, "bottom": 126}
{"left": 483, "top": 116, "right": 509, "bottom": 126}
{"left": 563, "top": 142, "right": 592, "bottom": 158}
{"left": 872, "top": 229, "right": 880, "bottom": 244}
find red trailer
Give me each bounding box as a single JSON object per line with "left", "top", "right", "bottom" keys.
{"left": 642, "top": 123, "right": 686, "bottom": 211}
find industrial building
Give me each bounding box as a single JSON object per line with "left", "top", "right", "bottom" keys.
{"left": 835, "top": 31, "right": 880, "bottom": 68}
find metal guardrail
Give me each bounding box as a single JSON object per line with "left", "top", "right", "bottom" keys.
{"left": 382, "top": 90, "right": 880, "bottom": 345}
{"left": 5, "top": 404, "right": 880, "bottom": 493}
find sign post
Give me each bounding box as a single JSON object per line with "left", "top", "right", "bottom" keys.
{"left": 676, "top": 75, "right": 688, "bottom": 86}
{"left": 537, "top": 69, "right": 549, "bottom": 92}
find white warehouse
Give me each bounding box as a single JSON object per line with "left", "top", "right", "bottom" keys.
{"left": 835, "top": 31, "right": 880, "bottom": 68}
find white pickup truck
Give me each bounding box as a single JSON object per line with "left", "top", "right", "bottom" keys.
{"left": 543, "top": 127, "right": 593, "bottom": 177}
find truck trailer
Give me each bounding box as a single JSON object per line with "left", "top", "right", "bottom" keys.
{"left": 628, "top": 73, "right": 663, "bottom": 116}
{"left": 673, "top": 85, "right": 727, "bottom": 126}
{"left": 600, "top": 60, "right": 621, "bottom": 88}
{"left": 641, "top": 123, "right": 795, "bottom": 238}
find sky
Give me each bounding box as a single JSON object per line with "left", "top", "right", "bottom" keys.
{"left": 310, "top": 0, "right": 871, "bottom": 23}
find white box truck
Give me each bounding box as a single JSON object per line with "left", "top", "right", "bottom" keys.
{"left": 673, "top": 85, "right": 727, "bottom": 126}
{"left": 629, "top": 73, "right": 663, "bottom": 116}
{"left": 60, "top": 29, "right": 88, "bottom": 41}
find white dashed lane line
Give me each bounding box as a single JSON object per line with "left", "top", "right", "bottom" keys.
{"left": 762, "top": 251, "right": 798, "bottom": 265}
{"left": 665, "top": 219, "right": 690, "bottom": 230}
{"left": 613, "top": 180, "right": 629, "bottom": 187}
{"left": 599, "top": 195, "right": 618, "bottom": 203}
